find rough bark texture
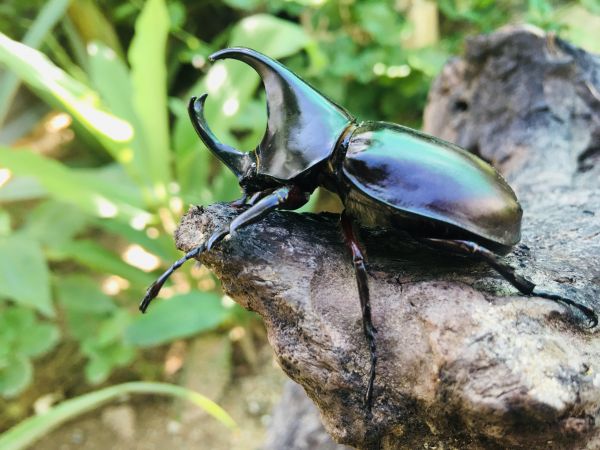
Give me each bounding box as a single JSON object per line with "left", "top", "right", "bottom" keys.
{"left": 175, "top": 26, "right": 600, "bottom": 449}
{"left": 264, "top": 381, "right": 353, "bottom": 450}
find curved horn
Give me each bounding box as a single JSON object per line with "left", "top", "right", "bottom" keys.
{"left": 188, "top": 94, "right": 251, "bottom": 178}
{"left": 210, "top": 47, "right": 353, "bottom": 181}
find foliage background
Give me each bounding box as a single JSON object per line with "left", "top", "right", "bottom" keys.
{"left": 0, "top": 0, "right": 598, "bottom": 445}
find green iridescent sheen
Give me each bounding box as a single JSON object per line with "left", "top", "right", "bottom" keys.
{"left": 343, "top": 122, "right": 522, "bottom": 246}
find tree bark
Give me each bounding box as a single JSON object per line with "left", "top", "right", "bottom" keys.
{"left": 175, "top": 26, "right": 600, "bottom": 449}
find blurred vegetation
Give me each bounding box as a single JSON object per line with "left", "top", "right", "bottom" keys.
{"left": 0, "top": 0, "right": 598, "bottom": 436}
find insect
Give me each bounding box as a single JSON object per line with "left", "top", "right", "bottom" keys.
{"left": 140, "top": 47, "right": 597, "bottom": 410}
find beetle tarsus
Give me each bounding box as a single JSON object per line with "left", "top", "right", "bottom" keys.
{"left": 140, "top": 187, "right": 295, "bottom": 313}
{"left": 341, "top": 211, "right": 378, "bottom": 411}
{"left": 139, "top": 244, "right": 206, "bottom": 313}
{"left": 532, "top": 288, "right": 598, "bottom": 328}
{"left": 230, "top": 194, "right": 248, "bottom": 208}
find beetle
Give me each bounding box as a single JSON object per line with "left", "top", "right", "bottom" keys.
{"left": 140, "top": 47, "right": 597, "bottom": 410}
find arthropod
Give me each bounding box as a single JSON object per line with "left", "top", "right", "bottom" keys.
{"left": 140, "top": 47, "right": 597, "bottom": 409}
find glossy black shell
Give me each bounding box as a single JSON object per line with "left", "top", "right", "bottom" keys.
{"left": 339, "top": 122, "right": 522, "bottom": 248}
{"left": 192, "top": 48, "right": 522, "bottom": 250}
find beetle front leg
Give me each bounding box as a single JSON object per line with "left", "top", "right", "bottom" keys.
{"left": 229, "top": 192, "right": 249, "bottom": 208}
{"left": 421, "top": 238, "right": 598, "bottom": 327}
{"left": 341, "top": 211, "right": 377, "bottom": 411}
{"left": 140, "top": 186, "right": 296, "bottom": 313}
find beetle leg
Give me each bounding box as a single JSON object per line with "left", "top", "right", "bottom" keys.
{"left": 229, "top": 193, "right": 249, "bottom": 208}
{"left": 421, "top": 238, "right": 598, "bottom": 327}
{"left": 341, "top": 211, "right": 377, "bottom": 410}
{"left": 140, "top": 186, "right": 295, "bottom": 313}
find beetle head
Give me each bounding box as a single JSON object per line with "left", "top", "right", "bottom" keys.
{"left": 189, "top": 48, "right": 354, "bottom": 187}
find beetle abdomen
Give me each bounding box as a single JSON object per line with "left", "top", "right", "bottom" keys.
{"left": 342, "top": 122, "right": 522, "bottom": 246}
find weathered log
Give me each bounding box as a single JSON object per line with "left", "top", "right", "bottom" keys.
{"left": 175, "top": 26, "right": 600, "bottom": 449}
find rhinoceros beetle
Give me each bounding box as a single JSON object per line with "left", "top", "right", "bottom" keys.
{"left": 140, "top": 47, "right": 597, "bottom": 410}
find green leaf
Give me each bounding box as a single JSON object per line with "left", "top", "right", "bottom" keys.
{"left": 15, "top": 322, "right": 60, "bottom": 358}
{"left": 222, "top": 0, "right": 263, "bottom": 11}
{"left": 0, "top": 382, "right": 236, "bottom": 450}
{"left": 23, "top": 201, "right": 88, "bottom": 249}
{"left": 0, "top": 235, "right": 53, "bottom": 317}
{"left": 66, "top": 0, "right": 124, "bottom": 59}
{"left": 0, "top": 32, "right": 136, "bottom": 168}
{"left": 56, "top": 275, "right": 116, "bottom": 314}
{"left": 0, "top": 354, "right": 32, "bottom": 398}
{"left": 0, "top": 0, "right": 71, "bottom": 126}
{"left": 407, "top": 48, "right": 449, "bottom": 77}
{"left": 94, "top": 217, "right": 177, "bottom": 262}
{"left": 229, "top": 14, "right": 310, "bottom": 56}
{"left": 0, "top": 208, "right": 11, "bottom": 236}
{"left": 128, "top": 0, "right": 172, "bottom": 203}
{"left": 0, "top": 176, "right": 46, "bottom": 203}
{"left": 82, "top": 336, "right": 134, "bottom": 384}
{"left": 356, "top": 3, "right": 403, "bottom": 46}
{"left": 94, "top": 309, "right": 131, "bottom": 346}
{"left": 58, "top": 240, "right": 153, "bottom": 288}
{"left": 0, "top": 148, "right": 151, "bottom": 225}
{"left": 125, "top": 292, "right": 230, "bottom": 347}
{"left": 84, "top": 354, "right": 111, "bottom": 385}
{"left": 87, "top": 41, "right": 157, "bottom": 200}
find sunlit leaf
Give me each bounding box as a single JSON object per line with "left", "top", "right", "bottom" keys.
{"left": 0, "top": 0, "right": 70, "bottom": 126}
{"left": 229, "top": 14, "right": 310, "bottom": 56}
{"left": 94, "top": 217, "right": 177, "bottom": 262}
{"left": 0, "top": 32, "right": 138, "bottom": 171}
{"left": 128, "top": 0, "right": 172, "bottom": 203}
{"left": 0, "top": 148, "right": 151, "bottom": 224}
{"left": 125, "top": 292, "right": 230, "bottom": 347}
{"left": 67, "top": 0, "right": 124, "bottom": 58}
{"left": 0, "top": 381, "right": 236, "bottom": 450}
{"left": 87, "top": 41, "right": 157, "bottom": 201}
{"left": 58, "top": 239, "right": 153, "bottom": 288}
{"left": 0, "top": 235, "right": 53, "bottom": 317}
{"left": 0, "top": 176, "right": 46, "bottom": 203}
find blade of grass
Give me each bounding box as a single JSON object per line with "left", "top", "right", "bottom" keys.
{"left": 87, "top": 41, "right": 155, "bottom": 204}
{"left": 128, "top": 0, "right": 172, "bottom": 205}
{"left": 0, "top": 0, "right": 70, "bottom": 127}
{"left": 0, "top": 32, "right": 138, "bottom": 173}
{"left": 0, "top": 148, "right": 151, "bottom": 225}
{"left": 57, "top": 239, "right": 154, "bottom": 288}
{"left": 0, "top": 381, "right": 237, "bottom": 450}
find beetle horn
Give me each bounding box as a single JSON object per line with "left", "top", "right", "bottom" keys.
{"left": 188, "top": 94, "right": 252, "bottom": 179}
{"left": 209, "top": 47, "right": 353, "bottom": 180}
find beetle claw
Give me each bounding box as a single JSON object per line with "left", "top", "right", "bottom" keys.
{"left": 533, "top": 288, "right": 598, "bottom": 328}
{"left": 139, "top": 281, "right": 160, "bottom": 313}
